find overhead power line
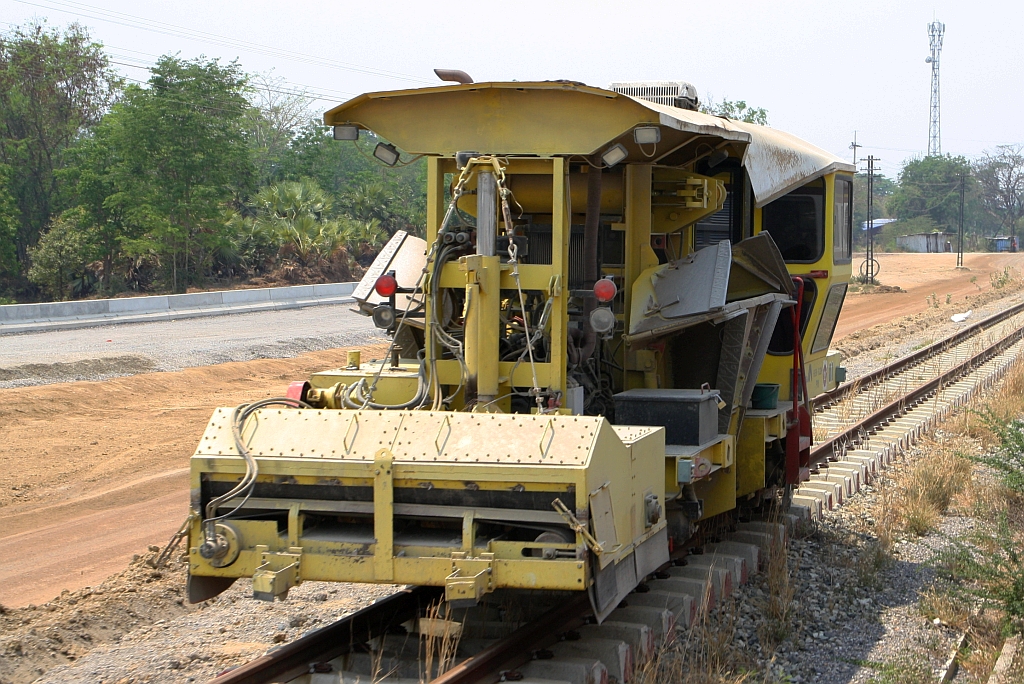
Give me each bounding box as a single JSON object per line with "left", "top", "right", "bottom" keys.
{"left": 13, "top": 0, "right": 434, "bottom": 85}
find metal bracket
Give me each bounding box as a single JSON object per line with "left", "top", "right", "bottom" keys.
{"left": 552, "top": 498, "right": 620, "bottom": 557}
{"left": 374, "top": 448, "right": 395, "bottom": 581}
{"left": 252, "top": 545, "right": 302, "bottom": 601}
{"left": 445, "top": 552, "right": 494, "bottom": 608}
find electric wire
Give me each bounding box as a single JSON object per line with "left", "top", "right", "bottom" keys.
{"left": 201, "top": 397, "right": 311, "bottom": 544}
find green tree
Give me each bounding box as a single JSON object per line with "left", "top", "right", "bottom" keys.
{"left": 888, "top": 155, "right": 974, "bottom": 232}
{"left": 0, "top": 21, "right": 120, "bottom": 280}
{"left": 112, "top": 55, "right": 253, "bottom": 292}
{"left": 27, "top": 208, "right": 90, "bottom": 300}
{"left": 60, "top": 118, "right": 140, "bottom": 294}
{"left": 0, "top": 164, "right": 19, "bottom": 286}
{"left": 243, "top": 178, "right": 348, "bottom": 268}
{"left": 700, "top": 97, "right": 769, "bottom": 125}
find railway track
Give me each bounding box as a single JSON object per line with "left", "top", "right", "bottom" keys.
{"left": 210, "top": 302, "right": 1024, "bottom": 684}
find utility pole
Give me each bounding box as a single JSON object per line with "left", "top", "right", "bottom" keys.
{"left": 926, "top": 21, "right": 945, "bottom": 156}
{"left": 861, "top": 155, "right": 879, "bottom": 284}
{"left": 850, "top": 131, "right": 861, "bottom": 165}
{"left": 957, "top": 171, "right": 965, "bottom": 268}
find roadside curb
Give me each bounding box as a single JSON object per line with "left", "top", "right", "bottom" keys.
{"left": 0, "top": 283, "right": 357, "bottom": 335}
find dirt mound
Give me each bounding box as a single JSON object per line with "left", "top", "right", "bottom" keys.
{"left": 0, "top": 355, "right": 156, "bottom": 385}
{"left": 852, "top": 283, "right": 905, "bottom": 294}
{"left": 0, "top": 549, "right": 191, "bottom": 684}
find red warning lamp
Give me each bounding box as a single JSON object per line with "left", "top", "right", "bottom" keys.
{"left": 374, "top": 273, "right": 398, "bottom": 297}
{"left": 593, "top": 277, "right": 617, "bottom": 303}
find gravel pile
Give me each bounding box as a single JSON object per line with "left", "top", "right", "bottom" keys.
{"left": 0, "top": 548, "right": 396, "bottom": 684}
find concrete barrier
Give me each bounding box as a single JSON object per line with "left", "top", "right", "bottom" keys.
{"left": 0, "top": 282, "right": 358, "bottom": 335}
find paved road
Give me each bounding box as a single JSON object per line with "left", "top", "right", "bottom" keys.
{"left": 0, "top": 304, "right": 384, "bottom": 388}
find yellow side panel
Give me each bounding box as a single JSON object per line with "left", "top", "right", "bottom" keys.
{"left": 693, "top": 465, "right": 737, "bottom": 519}
{"left": 736, "top": 416, "right": 767, "bottom": 498}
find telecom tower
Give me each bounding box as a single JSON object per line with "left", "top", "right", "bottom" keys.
{"left": 926, "top": 20, "right": 944, "bottom": 156}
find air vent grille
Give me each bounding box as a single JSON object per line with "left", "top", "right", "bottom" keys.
{"left": 608, "top": 81, "right": 699, "bottom": 111}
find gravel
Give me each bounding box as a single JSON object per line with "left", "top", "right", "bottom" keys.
{"left": 0, "top": 548, "right": 397, "bottom": 684}
{"left": 0, "top": 305, "right": 384, "bottom": 389}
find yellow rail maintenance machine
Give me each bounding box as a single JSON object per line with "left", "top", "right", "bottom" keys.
{"left": 186, "top": 78, "right": 854, "bottom": 620}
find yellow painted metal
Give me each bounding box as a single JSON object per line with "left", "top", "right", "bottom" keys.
{"left": 308, "top": 364, "right": 420, "bottom": 408}
{"left": 623, "top": 164, "right": 654, "bottom": 391}
{"left": 251, "top": 545, "right": 302, "bottom": 600}
{"left": 457, "top": 169, "right": 625, "bottom": 217}
{"left": 549, "top": 157, "right": 569, "bottom": 399}
{"left": 693, "top": 464, "right": 737, "bottom": 519}
{"left": 373, "top": 448, "right": 394, "bottom": 581}
{"left": 756, "top": 172, "right": 853, "bottom": 400}
{"left": 650, "top": 168, "right": 727, "bottom": 233}
{"left": 460, "top": 255, "right": 501, "bottom": 404}
{"left": 445, "top": 552, "right": 495, "bottom": 604}
{"left": 324, "top": 83, "right": 660, "bottom": 156}
{"left": 189, "top": 408, "right": 663, "bottom": 589}
{"left": 736, "top": 417, "right": 768, "bottom": 497}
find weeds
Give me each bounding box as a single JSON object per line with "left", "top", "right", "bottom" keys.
{"left": 973, "top": 409, "right": 1024, "bottom": 496}
{"left": 756, "top": 520, "right": 795, "bottom": 653}
{"left": 419, "top": 600, "right": 463, "bottom": 680}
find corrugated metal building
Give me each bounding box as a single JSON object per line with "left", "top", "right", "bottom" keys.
{"left": 896, "top": 232, "right": 954, "bottom": 253}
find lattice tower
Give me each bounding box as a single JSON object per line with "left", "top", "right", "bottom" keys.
{"left": 926, "top": 21, "right": 945, "bottom": 156}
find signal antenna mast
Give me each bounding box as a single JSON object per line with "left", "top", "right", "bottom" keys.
{"left": 926, "top": 20, "right": 945, "bottom": 156}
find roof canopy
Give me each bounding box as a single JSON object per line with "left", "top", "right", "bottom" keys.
{"left": 325, "top": 81, "right": 854, "bottom": 207}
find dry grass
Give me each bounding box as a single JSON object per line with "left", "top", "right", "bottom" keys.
{"left": 919, "top": 589, "right": 1004, "bottom": 681}
{"left": 756, "top": 515, "right": 795, "bottom": 654}
{"left": 950, "top": 346, "right": 1024, "bottom": 446}
{"left": 631, "top": 597, "right": 768, "bottom": 684}
{"left": 419, "top": 600, "right": 463, "bottom": 681}
{"left": 894, "top": 437, "right": 973, "bottom": 536}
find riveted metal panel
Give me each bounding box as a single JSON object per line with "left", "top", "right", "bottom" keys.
{"left": 196, "top": 409, "right": 606, "bottom": 466}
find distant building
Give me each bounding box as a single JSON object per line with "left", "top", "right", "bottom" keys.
{"left": 861, "top": 218, "right": 898, "bottom": 233}
{"left": 988, "top": 236, "right": 1018, "bottom": 252}
{"left": 896, "top": 232, "right": 955, "bottom": 253}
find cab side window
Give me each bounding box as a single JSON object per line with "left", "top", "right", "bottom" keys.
{"left": 834, "top": 177, "right": 853, "bottom": 263}
{"left": 762, "top": 179, "right": 825, "bottom": 263}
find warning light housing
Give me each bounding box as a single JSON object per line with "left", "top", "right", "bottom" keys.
{"left": 374, "top": 273, "right": 398, "bottom": 297}
{"left": 594, "top": 277, "right": 617, "bottom": 303}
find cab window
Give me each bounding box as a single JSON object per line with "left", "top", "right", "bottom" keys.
{"left": 762, "top": 179, "right": 824, "bottom": 263}
{"left": 834, "top": 177, "right": 853, "bottom": 263}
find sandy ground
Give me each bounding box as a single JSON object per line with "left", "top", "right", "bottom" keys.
{"left": 834, "top": 251, "right": 1024, "bottom": 339}
{"left": 0, "top": 345, "right": 387, "bottom": 609}
{"left": 2, "top": 252, "right": 1024, "bottom": 611}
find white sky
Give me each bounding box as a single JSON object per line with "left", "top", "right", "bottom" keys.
{"left": 3, "top": 0, "right": 1022, "bottom": 178}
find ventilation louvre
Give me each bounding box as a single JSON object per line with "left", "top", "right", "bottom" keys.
{"left": 608, "top": 81, "right": 699, "bottom": 111}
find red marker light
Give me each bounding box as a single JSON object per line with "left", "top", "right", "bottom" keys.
{"left": 594, "top": 277, "right": 617, "bottom": 303}
{"left": 374, "top": 273, "right": 398, "bottom": 297}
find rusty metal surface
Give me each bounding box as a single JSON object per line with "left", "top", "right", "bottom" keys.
{"left": 429, "top": 592, "right": 592, "bottom": 684}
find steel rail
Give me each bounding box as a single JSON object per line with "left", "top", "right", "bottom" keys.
{"left": 813, "top": 299, "right": 1024, "bottom": 410}
{"left": 209, "top": 586, "right": 442, "bottom": 684}
{"left": 430, "top": 593, "right": 592, "bottom": 684}
{"left": 810, "top": 323, "right": 1024, "bottom": 463}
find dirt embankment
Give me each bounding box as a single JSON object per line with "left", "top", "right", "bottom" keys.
{"left": 0, "top": 344, "right": 389, "bottom": 610}
{"left": 834, "top": 251, "right": 1024, "bottom": 340}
